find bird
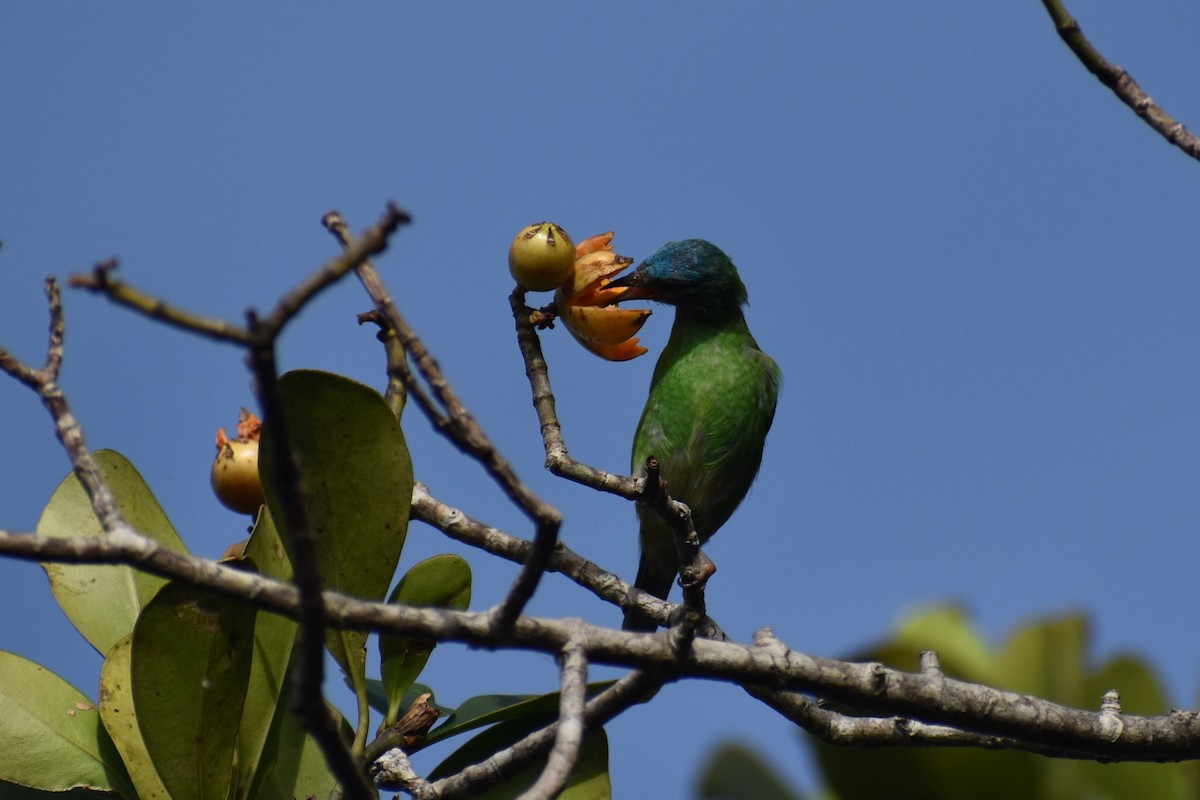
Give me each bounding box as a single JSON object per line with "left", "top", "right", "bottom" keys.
{"left": 606, "top": 239, "right": 781, "bottom": 631}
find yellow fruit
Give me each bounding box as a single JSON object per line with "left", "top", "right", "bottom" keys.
{"left": 211, "top": 409, "right": 265, "bottom": 515}
{"left": 509, "top": 222, "right": 576, "bottom": 291}
{"left": 211, "top": 438, "right": 264, "bottom": 514}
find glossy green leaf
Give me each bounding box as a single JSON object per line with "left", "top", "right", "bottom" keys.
{"left": 426, "top": 682, "right": 618, "bottom": 746}
{"left": 381, "top": 554, "right": 471, "bottom": 725}
{"left": 38, "top": 450, "right": 188, "bottom": 655}
{"left": 235, "top": 509, "right": 299, "bottom": 800}
{"left": 243, "top": 504, "right": 293, "bottom": 583}
{"left": 259, "top": 369, "right": 413, "bottom": 738}
{"left": 131, "top": 581, "right": 257, "bottom": 800}
{"left": 0, "top": 651, "right": 131, "bottom": 796}
{"left": 696, "top": 742, "right": 805, "bottom": 800}
{"left": 430, "top": 718, "right": 610, "bottom": 799}
{"left": 98, "top": 635, "right": 171, "bottom": 800}
{"left": 244, "top": 677, "right": 345, "bottom": 800}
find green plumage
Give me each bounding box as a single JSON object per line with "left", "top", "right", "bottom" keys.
{"left": 608, "top": 240, "right": 780, "bottom": 631}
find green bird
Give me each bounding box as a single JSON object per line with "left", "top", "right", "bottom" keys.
{"left": 607, "top": 239, "right": 781, "bottom": 631}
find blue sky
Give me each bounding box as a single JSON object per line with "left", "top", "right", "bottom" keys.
{"left": 4, "top": 3, "right": 1200, "bottom": 797}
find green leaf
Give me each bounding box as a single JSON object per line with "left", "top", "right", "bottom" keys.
{"left": 0, "top": 651, "right": 131, "bottom": 796}
{"left": 696, "top": 742, "right": 806, "bottom": 800}
{"left": 130, "top": 581, "right": 257, "bottom": 800}
{"left": 259, "top": 369, "right": 413, "bottom": 745}
{"left": 243, "top": 674, "right": 345, "bottom": 800}
{"left": 430, "top": 719, "right": 610, "bottom": 799}
{"left": 996, "top": 614, "right": 1087, "bottom": 701}
{"left": 381, "top": 554, "right": 471, "bottom": 725}
{"left": 0, "top": 782, "right": 115, "bottom": 800}
{"left": 98, "top": 635, "right": 171, "bottom": 800}
{"left": 426, "top": 682, "right": 618, "bottom": 746}
{"left": 38, "top": 450, "right": 188, "bottom": 655}
{"left": 235, "top": 509, "right": 299, "bottom": 800}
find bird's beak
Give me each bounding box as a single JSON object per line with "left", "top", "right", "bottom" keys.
{"left": 601, "top": 265, "right": 658, "bottom": 305}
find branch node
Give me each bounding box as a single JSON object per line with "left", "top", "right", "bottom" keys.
{"left": 1098, "top": 689, "right": 1125, "bottom": 743}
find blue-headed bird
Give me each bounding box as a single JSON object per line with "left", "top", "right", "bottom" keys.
{"left": 607, "top": 240, "right": 780, "bottom": 631}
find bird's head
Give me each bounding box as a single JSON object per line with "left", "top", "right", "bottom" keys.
{"left": 605, "top": 239, "right": 748, "bottom": 319}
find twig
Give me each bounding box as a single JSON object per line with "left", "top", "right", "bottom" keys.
{"left": 69, "top": 259, "right": 253, "bottom": 344}
{"left": 244, "top": 317, "right": 375, "bottom": 800}
{"left": 1040, "top": 0, "right": 1200, "bottom": 161}
{"left": 516, "top": 637, "right": 589, "bottom": 800}
{"left": 411, "top": 482, "right": 694, "bottom": 635}
{"left": 323, "top": 212, "right": 561, "bottom": 634}
{"left": 356, "top": 310, "right": 410, "bottom": 418}
{"left": 634, "top": 456, "right": 712, "bottom": 636}
{"left": 509, "top": 288, "right": 639, "bottom": 498}
{"left": 66, "top": 205, "right": 410, "bottom": 347}
{"left": 0, "top": 278, "right": 122, "bottom": 531}
{"left": 510, "top": 291, "right": 712, "bottom": 632}
{"left": 411, "top": 669, "right": 667, "bottom": 799}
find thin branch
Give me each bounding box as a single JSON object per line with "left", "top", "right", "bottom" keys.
{"left": 65, "top": 204, "right": 411, "bottom": 347}
{"left": 0, "top": 278, "right": 121, "bottom": 531}
{"left": 244, "top": 317, "right": 375, "bottom": 800}
{"left": 258, "top": 205, "right": 409, "bottom": 339}
{"left": 510, "top": 293, "right": 715, "bottom": 631}
{"left": 323, "top": 212, "right": 561, "bottom": 633}
{"left": 410, "top": 669, "right": 667, "bottom": 799}
{"left": 517, "top": 637, "right": 589, "bottom": 800}
{"left": 357, "top": 310, "right": 410, "bottom": 417}
{"left": 632, "top": 456, "right": 711, "bottom": 635}
{"left": 1041, "top": 0, "right": 1200, "bottom": 161}
{"left": 42, "top": 276, "right": 65, "bottom": 378}
{"left": 410, "top": 482, "right": 685, "bottom": 634}
{"left": 7, "top": 524, "right": 1200, "bottom": 761}
{"left": 509, "top": 288, "right": 639, "bottom": 498}
{"left": 68, "top": 259, "right": 253, "bottom": 344}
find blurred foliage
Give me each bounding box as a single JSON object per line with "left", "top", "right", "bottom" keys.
{"left": 696, "top": 604, "right": 1200, "bottom": 800}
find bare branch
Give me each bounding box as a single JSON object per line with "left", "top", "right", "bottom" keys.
{"left": 0, "top": 278, "right": 122, "bottom": 531}
{"left": 410, "top": 482, "right": 678, "bottom": 631}
{"left": 69, "top": 259, "right": 254, "bottom": 344}
{"left": 517, "top": 637, "right": 589, "bottom": 800}
{"left": 323, "top": 212, "right": 561, "bottom": 633}
{"left": 511, "top": 290, "right": 721, "bottom": 634}
{"left": 65, "top": 204, "right": 410, "bottom": 347}
{"left": 408, "top": 669, "right": 667, "bottom": 799}
{"left": 509, "top": 288, "right": 638, "bottom": 498}
{"left": 1041, "top": 0, "right": 1200, "bottom": 161}
{"left": 243, "top": 316, "right": 375, "bottom": 800}
{"left": 5, "top": 521, "right": 1200, "bottom": 763}
{"left": 356, "top": 309, "right": 411, "bottom": 418}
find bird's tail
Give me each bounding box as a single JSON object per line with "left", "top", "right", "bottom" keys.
{"left": 622, "top": 550, "right": 677, "bottom": 632}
